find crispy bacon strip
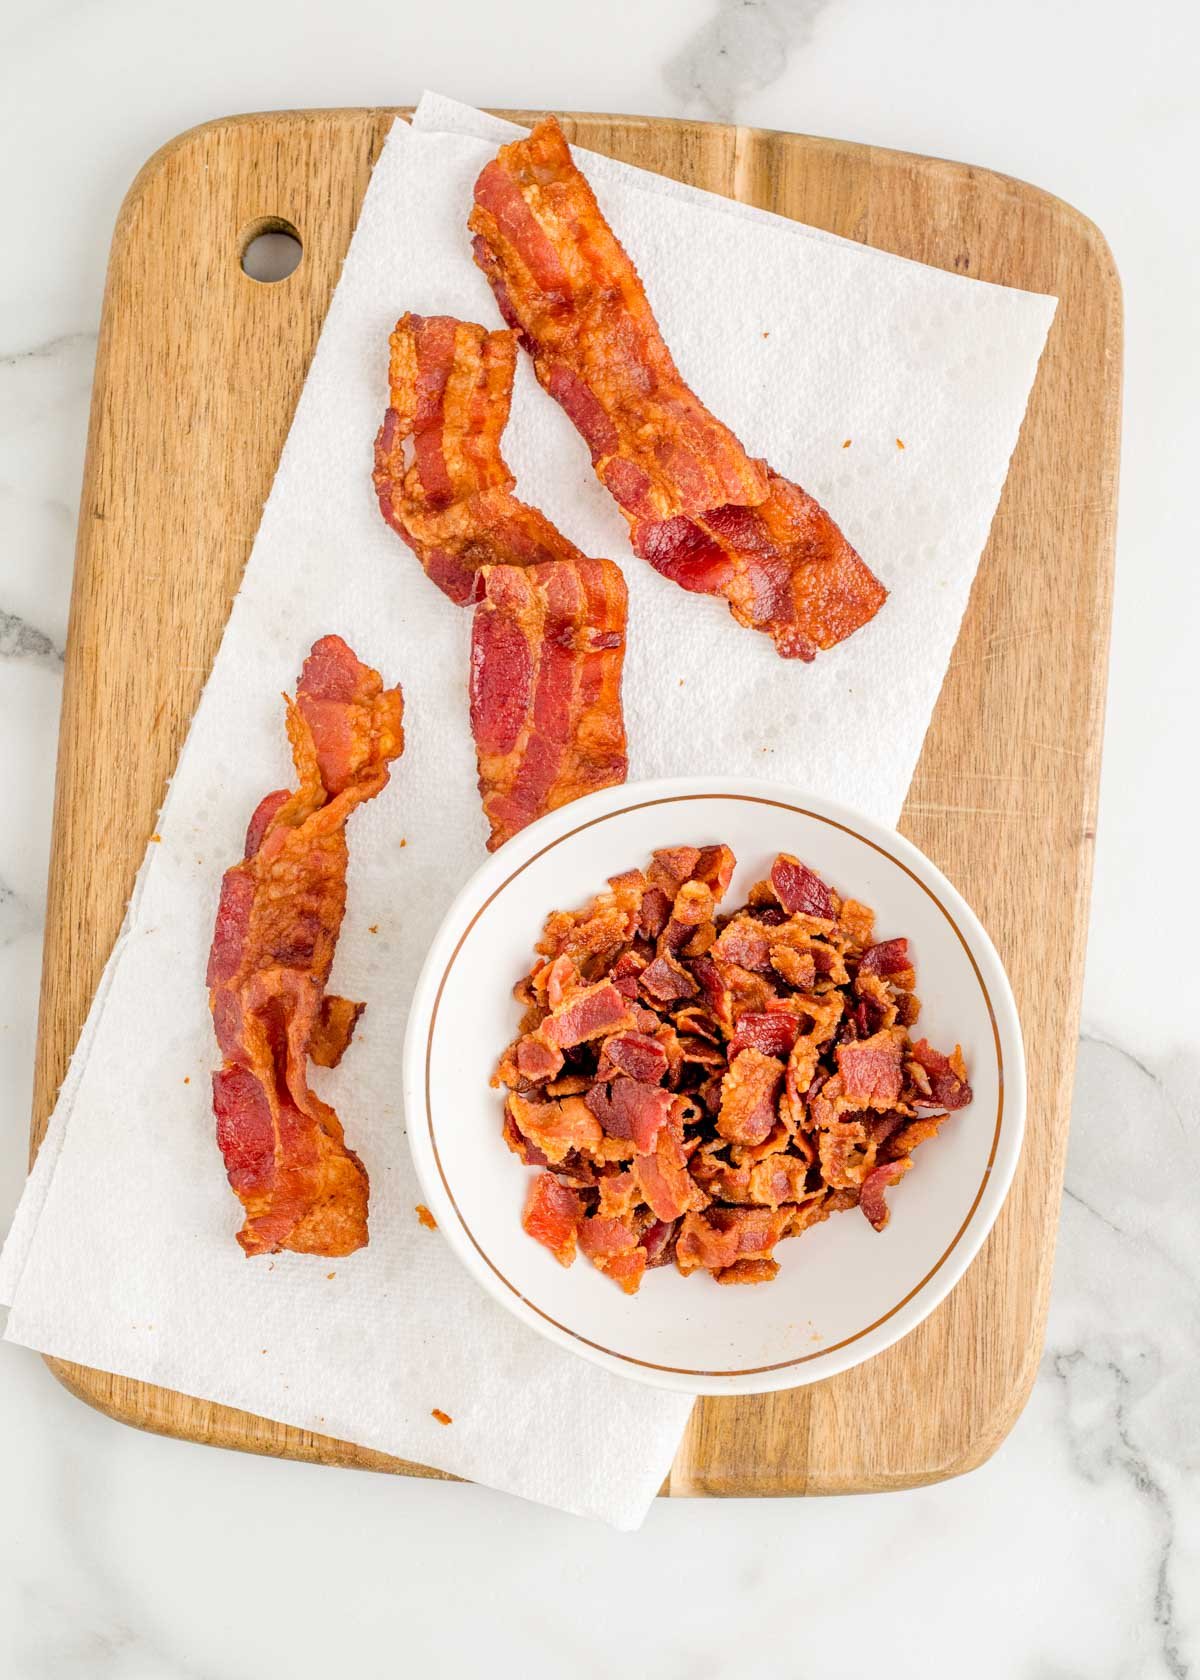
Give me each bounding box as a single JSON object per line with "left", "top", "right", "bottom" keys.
{"left": 469, "top": 118, "right": 887, "bottom": 660}
{"left": 374, "top": 313, "right": 628, "bottom": 847}
{"left": 207, "top": 636, "right": 404, "bottom": 1257}
{"left": 471, "top": 556, "right": 628, "bottom": 850}
{"left": 374, "top": 314, "right": 586, "bottom": 605}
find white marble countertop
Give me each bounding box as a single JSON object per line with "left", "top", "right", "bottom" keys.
{"left": 2, "top": 1, "right": 1197, "bottom": 1673}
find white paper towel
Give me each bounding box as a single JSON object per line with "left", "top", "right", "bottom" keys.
{"left": 0, "top": 96, "right": 1056, "bottom": 1529}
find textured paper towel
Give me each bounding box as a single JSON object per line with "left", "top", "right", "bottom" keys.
{"left": 1, "top": 97, "right": 1055, "bottom": 1529}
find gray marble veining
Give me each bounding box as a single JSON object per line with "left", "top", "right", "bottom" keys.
{"left": 665, "top": 0, "right": 833, "bottom": 120}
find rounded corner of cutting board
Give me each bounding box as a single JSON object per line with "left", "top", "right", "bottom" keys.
{"left": 41, "top": 1353, "right": 459, "bottom": 1483}
{"left": 34, "top": 106, "right": 1120, "bottom": 1500}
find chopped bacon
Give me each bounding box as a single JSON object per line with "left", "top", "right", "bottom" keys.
{"left": 716, "top": 1258, "right": 781, "bottom": 1285}
{"left": 584, "top": 1079, "right": 673, "bottom": 1153}
{"left": 640, "top": 1218, "right": 678, "bottom": 1267}
{"left": 469, "top": 119, "right": 885, "bottom": 660}
{"left": 637, "top": 886, "right": 672, "bottom": 938}
{"left": 611, "top": 949, "right": 648, "bottom": 997}
{"left": 818, "top": 1120, "right": 875, "bottom": 1189}
{"left": 837, "top": 1029, "right": 906, "bottom": 1107}
{"left": 635, "top": 1125, "right": 707, "bottom": 1222}
{"left": 600, "top": 1031, "right": 669, "bottom": 1084}
{"left": 839, "top": 898, "right": 876, "bottom": 951}
{"left": 522, "top": 1172, "right": 584, "bottom": 1265}
{"left": 730, "top": 1011, "right": 800, "bottom": 1059}
{"left": 537, "top": 979, "right": 635, "bottom": 1049}
{"left": 717, "top": 1049, "right": 785, "bottom": 1146}
{"left": 908, "top": 1039, "right": 974, "bottom": 1109}
{"left": 747, "top": 1155, "right": 812, "bottom": 1207}
{"left": 771, "top": 854, "right": 837, "bottom": 921}
{"left": 714, "top": 916, "right": 772, "bottom": 972}
{"left": 207, "top": 637, "right": 403, "bottom": 1257}
{"left": 507, "top": 1093, "right": 603, "bottom": 1163}
{"left": 515, "top": 1034, "right": 564, "bottom": 1084}
{"left": 597, "top": 1168, "right": 641, "bottom": 1219}
{"left": 497, "top": 846, "right": 973, "bottom": 1287}
{"left": 579, "top": 1214, "right": 647, "bottom": 1294}
{"left": 883, "top": 1112, "right": 948, "bottom": 1159}
{"left": 374, "top": 313, "right": 628, "bottom": 848}
{"left": 693, "top": 843, "right": 737, "bottom": 901}
{"left": 859, "top": 937, "right": 916, "bottom": 989}
{"left": 860, "top": 1158, "right": 913, "bottom": 1232}
{"left": 640, "top": 953, "right": 700, "bottom": 1002}
{"left": 502, "top": 1104, "right": 553, "bottom": 1168}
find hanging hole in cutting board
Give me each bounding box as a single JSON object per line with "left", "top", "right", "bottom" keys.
{"left": 240, "top": 217, "right": 303, "bottom": 283}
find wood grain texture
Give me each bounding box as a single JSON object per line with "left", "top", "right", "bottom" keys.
{"left": 29, "top": 108, "right": 1121, "bottom": 1497}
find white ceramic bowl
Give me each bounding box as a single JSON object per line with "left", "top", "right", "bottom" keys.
{"left": 403, "top": 778, "right": 1024, "bottom": 1395}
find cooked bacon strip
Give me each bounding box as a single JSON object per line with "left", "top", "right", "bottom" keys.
{"left": 469, "top": 118, "right": 887, "bottom": 659}
{"left": 374, "top": 313, "right": 628, "bottom": 848}
{"left": 471, "top": 556, "right": 628, "bottom": 849}
{"left": 373, "top": 314, "right": 583, "bottom": 605}
{"left": 471, "top": 126, "right": 765, "bottom": 525}
{"left": 207, "top": 636, "right": 403, "bottom": 1257}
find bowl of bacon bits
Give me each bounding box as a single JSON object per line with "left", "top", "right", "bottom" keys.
{"left": 404, "top": 779, "right": 1024, "bottom": 1395}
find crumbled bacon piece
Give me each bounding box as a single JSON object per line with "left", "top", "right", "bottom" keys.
{"left": 599, "top": 1031, "right": 669, "bottom": 1084}
{"left": 640, "top": 953, "right": 700, "bottom": 1002}
{"left": 730, "top": 1011, "right": 800, "bottom": 1059}
{"left": 837, "top": 1029, "right": 905, "bottom": 1107}
{"left": 714, "top": 916, "right": 772, "bottom": 972}
{"left": 579, "top": 1214, "right": 647, "bottom": 1294}
{"left": 584, "top": 1079, "right": 673, "bottom": 1153}
{"left": 716, "top": 1258, "right": 781, "bottom": 1286}
{"left": 495, "top": 847, "right": 973, "bottom": 1287}
{"left": 908, "top": 1040, "right": 974, "bottom": 1109}
{"left": 469, "top": 120, "right": 886, "bottom": 660}
{"left": 522, "top": 1172, "right": 584, "bottom": 1264}
{"left": 717, "top": 1049, "right": 786, "bottom": 1146}
{"left": 860, "top": 1159, "right": 913, "bottom": 1231}
{"left": 207, "top": 637, "right": 403, "bottom": 1258}
{"left": 859, "top": 937, "right": 915, "bottom": 987}
{"left": 771, "top": 854, "right": 837, "bottom": 920}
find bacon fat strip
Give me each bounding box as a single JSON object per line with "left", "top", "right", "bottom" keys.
{"left": 374, "top": 313, "right": 629, "bottom": 848}
{"left": 469, "top": 118, "right": 887, "bottom": 661}
{"left": 206, "top": 636, "right": 404, "bottom": 1257}
{"left": 471, "top": 558, "right": 628, "bottom": 850}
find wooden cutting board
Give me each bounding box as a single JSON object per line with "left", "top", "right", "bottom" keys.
{"left": 30, "top": 108, "right": 1121, "bottom": 1496}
